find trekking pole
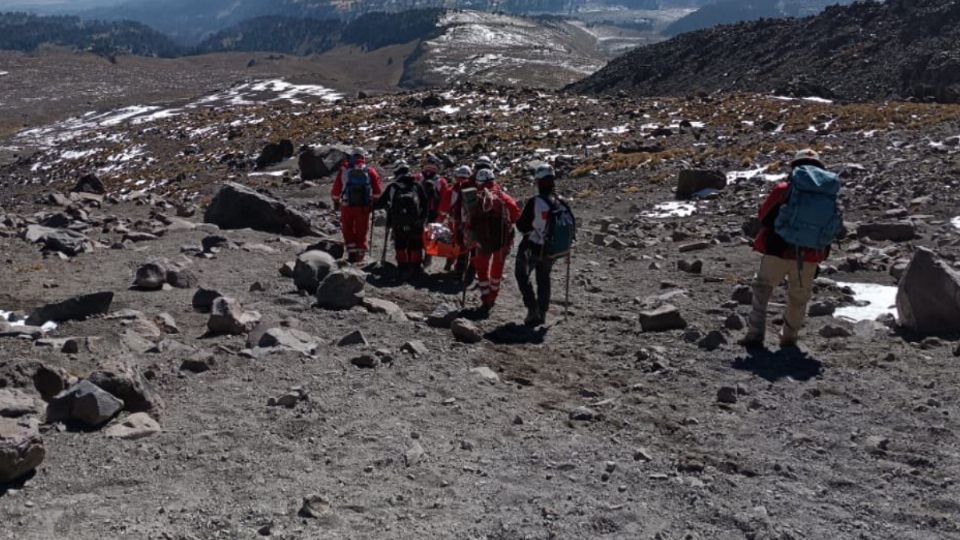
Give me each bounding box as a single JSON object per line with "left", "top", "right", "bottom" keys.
{"left": 564, "top": 251, "right": 572, "bottom": 319}
{"left": 381, "top": 220, "right": 391, "bottom": 264}
{"left": 369, "top": 210, "right": 376, "bottom": 258}
{"left": 460, "top": 248, "right": 471, "bottom": 308}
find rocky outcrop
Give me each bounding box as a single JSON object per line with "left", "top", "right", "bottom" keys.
{"left": 0, "top": 417, "right": 45, "bottom": 483}
{"left": 204, "top": 182, "right": 315, "bottom": 237}
{"left": 896, "top": 247, "right": 960, "bottom": 336}
{"left": 26, "top": 292, "right": 114, "bottom": 326}
{"left": 298, "top": 145, "right": 351, "bottom": 181}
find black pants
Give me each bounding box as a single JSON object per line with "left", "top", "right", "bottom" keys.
{"left": 515, "top": 239, "right": 556, "bottom": 313}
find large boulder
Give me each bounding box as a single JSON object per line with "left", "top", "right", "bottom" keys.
{"left": 24, "top": 225, "right": 92, "bottom": 256}
{"left": 26, "top": 292, "right": 113, "bottom": 326}
{"left": 896, "top": 248, "right": 960, "bottom": 336}
{"left": 293, "top": 250, "right": 337, "bottom": 293}
{"left": 208, "top": 297, "right": 261, "bottom": 335}
{"left": 676, "top": 170, "right": 725, "bottom": 200}
{"left": 0, "top": 417, "right": 45, "bottom": 483}
{"left": 255, "top": 140, "right": 294, "bottom": 169}
{"left": 204, "top": 182, "right": 315, "bottom": 237}
{"left": 857, "top": 221, "right": 917, "bottom": 242}
{"left": 46, "top": 380, "right": 123, "bottom": 427}
{"left": 73, "top": 173, "right": 105, "bottom": 195}
{"left": 316, "top": 268, "right": 366, "bottom": 310}
{"left": 88, "top": 361, "right": 163, "bottom": 413}
{"left": 298, "top": 145, "right": 351, "bottom": 181}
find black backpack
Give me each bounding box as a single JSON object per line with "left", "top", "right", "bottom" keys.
{"left": 391, "top": 183, "right": 422, "bottom": 233}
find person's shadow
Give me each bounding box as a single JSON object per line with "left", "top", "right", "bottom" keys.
{"left": 731, "top": 346, "right": 823, "bottom": 382}
{"left": 485, "top": 323, "right": 547, "bottom": 345}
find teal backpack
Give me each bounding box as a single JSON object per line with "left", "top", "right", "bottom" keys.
{"left": 540, "top": 195, "right": 576, "bottom": 259}
{"left": 774, "top": 165, "right": 842, "bottom": 250}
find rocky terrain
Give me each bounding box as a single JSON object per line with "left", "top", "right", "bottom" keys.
{"left": 569, "top": 0, "right": 960, "bottom": 104}
{"left": 0, "top": 77, "right": 959, "bottom": 539}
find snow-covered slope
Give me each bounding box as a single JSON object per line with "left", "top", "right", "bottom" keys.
{"left": 401, "top": 11, "right": 608, "bottom": 89}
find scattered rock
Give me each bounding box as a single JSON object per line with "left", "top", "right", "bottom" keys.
{"left": 204, "top": 182, "right": 316, "bottom": 237}
{"left": 293, "top": 250, "right": 336, "bottom": 293}
{"left": 731, "top": 285, "right": 753, "bottom": 305}
{"left": 361, "top": 297, "right": 407, "bottom": 321}
{"left": 724, "top": 313, "right": 746, "bottom": 331}
{"left": 180, "top": 353, "right": 215, "bottom": 373}
{"left": 46, "top": 380, "right": 123, "bottom": 427}
{"left": 191, "top": 287, "right": 224, "bottom": 313}
{"left": 298, "top": 494, "right": 339, "bottom": 524}
{"left": 73, "top": 173, "right": 105, "bottom": 195}
{"left": 820, "top": 323, "right": 853, "bottom": 338}
{"left": 697, "top": 330, "right": 728, "bottom": 351}
{"left": 677, "top": 259, "right": 703, "bottom": 274}
{"left": 336, "top": 330, "right": 368, "bottom": 347}
{"left": 717, "top": 386, "right": 738, "bottom": 404}
{"left": 26, "top": 291, "right": 113, "bottom": 326}
{"left": 0, "top": 389, "right": 40, "bottom": 418}
{"left": 427, "top": 303, "right": 461, "bottom": 328}
{"left": 404, "top": 441, "right": 426, "bottom": 466}
{"left": 315, "top": 268, "right": 366, "bottom": 310}
{"left": 23, "top": 225, "right": 92, "bottom": 256}
{"left": 88, "top": 361, "right": 163, "bottom": 413}
{"left": 401, "top": 340, "right": 428, "bottom": 356}
{"left": 105, "top": 413, "right": 161, "bottom": 440}
{"left": 155, "top": 312, "right": 179, "bottom": 334}
{"left": 33, "top": 365, "right": 69, "bottom": 401}
{"left": 676, "top": 170, "right": 725, "bottom": 200}
{"left": 208, "top": 297, "right": 261, "bottom": 336}
{"left": 0, "top": 417, "right": 45, "bottom": 483}
{"left": 470, "top": 366, "right": 499, "bottom": 383}
{"left": 569, "top": 406, "right": 598, "bottom": 422}
{"left": 808, "top": 301, "right": 837, "bottom": 317}
{"left": 857, "top": 221, "right": 917, "bottom": 242}
{"left": 638, "top": 304, "right": 687, "bottom": 332}
{"left": 133, "top": 260, "right": 168, "bottom": 290}
{"left": 258, "top": 328, "right": 318, "bottom": 354}
{"left": 298, "top": 145, "right": 351, "bottom": 181}
{"left": 350, "top": 354, "right": 378, "bottom": 369}
{"left": 896, "top": 247, "right": 960, "bottom": 336}
{"left": 451, "top": 318, "right": 483, "bottom": 343}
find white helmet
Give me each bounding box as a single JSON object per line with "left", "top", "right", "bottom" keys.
{"left": 454, "top": 165, "right": 472, "bottom": 179}
{"left": 392, "top": 159, "right": 410, "bottom": 175}
{"left": 475, "top": 155, "right": 493, "bottom": 169}
{"left": 475, "top": 168, "right": 496, "bottom": 183}
{"left": 534, "top": 164, "right": 556, "bottom": 181}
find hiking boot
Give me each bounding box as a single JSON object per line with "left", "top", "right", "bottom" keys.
{"left": 779, "top": 336, "right": 799, "bottom": 349}
{"left": 524, "top": 307, "right": 541, "bottom": 326}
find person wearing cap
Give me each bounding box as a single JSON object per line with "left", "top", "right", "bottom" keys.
{"left": 375, "top": 160, "right": 428, "bottom": 281}
{"left": 742, "top": 148, "right": 843, "bottom": 348}
{"left": 469, "top": 168, "right": 521, "bottom": 313}
{"left": 331, "top": 147, "right": 383, "bottom": 263}
{"left": 437, "top": 165, "right": 475, "bottom": 275}
{"left": 419, "top": 154, "right": 449, "bottom": 225}
{"left": 515, "top": 164, "right": 575, "bottom": 326}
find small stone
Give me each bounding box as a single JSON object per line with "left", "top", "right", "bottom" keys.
{"left": 697, "top": 330, "right": 727, "bottom": 351}
{"left": 731, "top": 285, "right": 753, "bottom": 305}
{"left": 155, "top": 312, "right": 179, "bottom": 334}
{"left": 404, "top": 441, "right": 426, "bottom": 466}
{"left": 469, "top": 366, "right": 499, "bottom": 383}
{"left": 207, "top": 297, "right": 261, "bottom": 336}
{"left": 808, "top": 301, "right": 836, "bottom": 317}
{"left": 427, "top": 303, "right": 460, "bottom": 328}
{"left": 717, "top": 386, "right": 738, "bottom": 404}
{"left": 638, "top": 304, "right": 687, "bottom": 332}
{"left": 569, "top": 406, "right": 597, "bottom": 421}
{"left": 820, "top": 324, "right": 852, "bottom": 338}
{"left": 337, "top": 330, "right": 368, "bottom": 347}
{"left": 180, "top": 353, "right": 215, "bottom": 373}
{"left": 451, "top": 318, "right": 483, "bottom": 343}
{"left": 104, "top": 413, "right": 161, "bottom": 440}
{"left": 350, "top": 355, "right": 378, "bottom": 369}
{"left": 401, "top": 340, "right": 428, "bottom": 356}
{"left": 677, "top": 259, "right": 703, "bottom": 274}
{"left": 724, "top": 313, "right": 745, "bottom": 331}
{"left": 46, "top": 380, "right": 123, "bottom": 427}
{"left": 633, "top": 448, "right": 653, "bottom": 462}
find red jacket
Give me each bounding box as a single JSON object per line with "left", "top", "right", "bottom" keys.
{"left": 331, "top": 160, "right": 383, "bottom": 206}
{"left": 753, "top": 182, "right": 829, "bottom": 263}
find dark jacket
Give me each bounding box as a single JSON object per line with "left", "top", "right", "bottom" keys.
{"left": 376, "top": 175, "right": 428, "bottom": 231}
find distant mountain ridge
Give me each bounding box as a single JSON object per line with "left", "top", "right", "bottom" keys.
{"left": 664, "top": 0, "right": 856, "bottom": 36}
{"left": 568, "top": 0, "right": 960, "bottom": 103}
{"left": 0, "top": 11, "right": 181, "bottom": 57}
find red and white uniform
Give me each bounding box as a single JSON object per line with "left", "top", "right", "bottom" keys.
{"left": 331, "top": 160, "right": 383, "bottom": 262}
{"left": 469, "top": 182, "right": 521, "bottom": 305}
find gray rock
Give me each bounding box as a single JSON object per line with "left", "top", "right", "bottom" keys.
{"left": 717, "top": 386, "right": 738, "bottom": 404}
{"left": 73, "top": 173, "right": 105, "bottom": 194}
{"left": 724, "top": 313, "right": 746, "bottom": 331}
{"left": 638, "top": 304, "right": 687, "bottom": 332}
{"left": 87, "top": 361, "right": 163, "bottom": 413}
{"left": 180, "top": 353, "right": 215, "bottom": 373}
{"left": 678, "top": 241, "right": 711, "bottom": 253}
{"left": 293, "top": 250, "right": 336, "bottom": 293}
{"left": 401, "top": 340, "right": 428, "bottom": 356}
{"left": 258, "top": 328, "right": 318, "bottom": 354}
{"left": 362, "top": 297, "right": 407, "bottom": 321}
{"left": 315, "top": 268, "right": 366, "bottom": 310}
{"left": 451, "top": 318, "right": 483, "bottom": 343}
{"left": 808, "top": 301, "right": 837, "bottom": 317}
{"left": 0, "top": 417, "right": 45, "bottom": 483}
{"left": 155, "top": 312, "right": 179, "bottom": 334}
{"left": 208, "top": 297, "right": 261, "bottom": 336}
{"left": 677, "top": 259, "right": 703, "bottom": 274}
{"left": 33, "top": 365, "right": 69, "bottom": 401}
{"left": 191, "top": 287, "right": 224, "bottom": 313}
{"left": 133, "top": 260, "right": 168, "bottom": 290}
{"left": 896, "top": 247, "right": 960, "bottom": 336}
{"left": 697, "top": 330, "right": 728, "bottom": 351}
{"left": 165, "top": 265, "right": 198, "bottom": 289}
{"left": 24, "top": 225, "right": 92, "bottom": 256}
{"left": 46, "top": 380, "right": 123, "bottom": 427}
{"left": 569, "top": 406, "right": 598, "bottom": 421}
{"left": 104, "top": 413, "right": 161, "bottom": 440}
{"left": 820, "top": 323, "right": 853, "bottom": 338}
{"left": 857, "top": 221, "right": 917, "bottom": 242}
{"left": 404, "top": 441, "right": 426, "bottom": 466}
{"left": 336, "top": 330, "right": 368, "bottom": 347}
{"left": 280, "top": 261, "right": 296, "bottom": 278}
{"left": 0, "top": 389, "right": 40, "bottom": 418}
{"left": 298, "top": 145, "right": 351, "bottom": 181}
{"left": 732, "top": 285, "right": 753, "bottom": 305}
{"left": 676, "top": 170, "right": 725, "bottom": 200}
{"left": 427, "top": 303, "right": 461, "bottom": 328}
{"left": 470, "top": 366, "right": 499, "bottom": 383}
{"left": 350, "top": 354, "right": 378, "bottom": 369}
{"left": 26, "top": 291, "right": 113, "bottom": 326}
{"left": 204, "top": 182, "right": 315, "bottom": 237}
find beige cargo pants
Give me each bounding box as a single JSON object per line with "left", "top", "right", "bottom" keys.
{"left": 745, "top": 254, "right": 818, "bottom": 344}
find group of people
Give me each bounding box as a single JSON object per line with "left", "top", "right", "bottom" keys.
{"left": 331, "top": 148, "right": 576, "bottom": 326}
{"left": 330, "top": 146, "right": 844, "bottom": 346}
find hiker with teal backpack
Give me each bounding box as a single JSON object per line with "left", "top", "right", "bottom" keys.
{"left": 515, "top": 164, "right": 576, "bottom": 327}
{"left": 741, "top": 149, "right": 845, "bottom": 349}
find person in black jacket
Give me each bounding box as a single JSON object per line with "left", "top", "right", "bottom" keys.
{"left": 515, "top": 164, "right": 574, "bottom": 326}
{"left": 376, "top": 160, "right": 428, "bottom": 281}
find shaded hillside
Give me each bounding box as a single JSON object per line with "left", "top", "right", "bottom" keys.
{"left": 568, "top": 0, "right": 960, "bottom": 103}
{"left": 0, "top": 11, "right": 182, "bottom": 57}
{"left": 195, "top": 10, "right": 444, "bottom": 56}
{"left": 664, "top": 0, "right": 854, "bottom": 36}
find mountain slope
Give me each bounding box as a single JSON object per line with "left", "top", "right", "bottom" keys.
{"left": 664, "top": 0, "right": 854, "bottom": 36}
{"left": 0, "top": 11, "right": 182, "bottom": 57}
{"left": 568, "top": 0, "right": 960, "bottom": 103}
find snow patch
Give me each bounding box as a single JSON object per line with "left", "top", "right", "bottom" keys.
{"left": 436, "top": 105, "right": 461, "bottom": 115}
{"left": 727, "top": 166, "right": 785, "bottom": 183}
{"left": 643, "top": 201, "right": 696, "bottom": 218}
{"left": 1, "top": 310, "right": 57, "bottom": 332}
{"left": 61, "top": 148, "right": 102, "bottom": 160}
{"left": 835, "top": 282, "right": 898, "bottom": 322}
{"left": 0, "top": 71, "right": 8, "bottom": 76}
{"left": 952, "top": 216, "right": 960, "bottom": 231}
